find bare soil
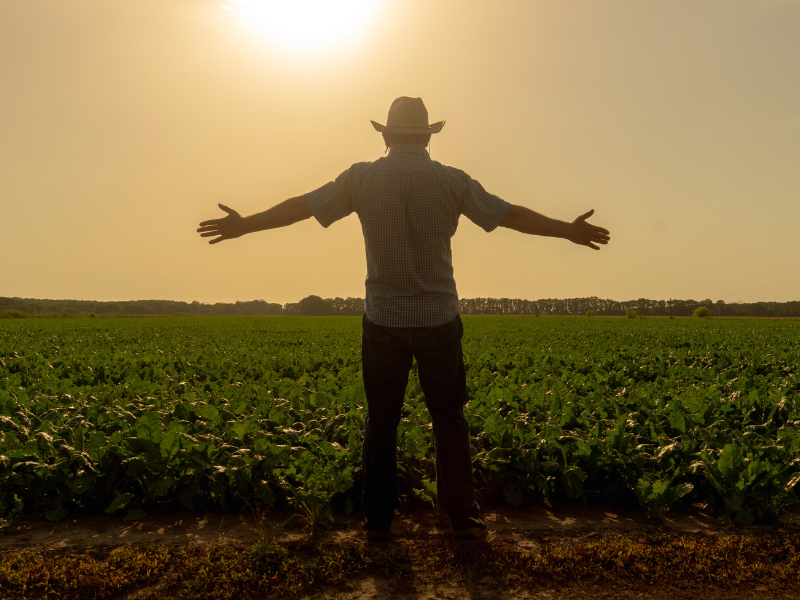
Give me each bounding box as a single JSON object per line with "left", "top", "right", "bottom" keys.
{"left": 3, "top": 502, "right": 799, "bottom": 599}
{"left": 3, "top": 501, "right": 798, "bottom": 552}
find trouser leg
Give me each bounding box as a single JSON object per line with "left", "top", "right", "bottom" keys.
{"left": 361, "top": 316, "right": 412, "bottom": 519}
{"left": 413, "top": 316, "right": 479, "bottom": 519}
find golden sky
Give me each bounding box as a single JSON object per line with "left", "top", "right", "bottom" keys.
{"left": 2, "top": 0, "right": 799, "bottom": 304}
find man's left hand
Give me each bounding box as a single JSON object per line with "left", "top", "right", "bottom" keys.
{"left": 567, "top": 209, "right": 610, "bottom": 250}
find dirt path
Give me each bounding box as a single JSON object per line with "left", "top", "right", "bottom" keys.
{"left": 3, "top": 503, "right": 800, "bottom": 600}
{"left": 3, "top": 501, "right": 797, "bottom": 552}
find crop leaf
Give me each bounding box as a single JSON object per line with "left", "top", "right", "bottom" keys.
{"left": 412, "top": 478, "right": 438, "bottom": 509}
{"left": 106, "top": 492, "right": 135, "bottom": 514}
{"left": 137, "top": 412, "right": 163, "bottom": 444}
{"left": 718, "top": 444, "right": 745, "bottom": 486}
{"left": 255, "top": 480, "right": 277, "bottom": 504}
{"left": 35, "top": 431, "right": 54, "bottom": 457}
{"left": 0, "top": 494, "right": 23, "bottom": 531}
{"left": 160, "top": 430, "right": 181, "bottom": 459}
{"left": 488, "top": 447, "right": 511, "bottom": 461}
{"left": 86, "top": 432, "right": 108, "bottom": 463}
{"left": 229, "top": 419, "right": 253, "bottom": 442}
{"left": 44, "top": 507, "right": 68, "bottom": 522}
{"left": 67, "top": 473, "right": 96, "bottom": 495}
{"left": 562, "top": 467, "right": 587, "bottom": 508}
{"left": 125, "top": 439, "right": 160, "bottom": 464}
{"left": 280, "top": 514, "right": 300, "bottom": 528}
{"left": 199, "top": 403, "right": 220, "bottom": 423}
{"left": 669, "top": 411, "right": 686, "bottom": 434}
{"left": 144, "top": 476, "right": 174, "bottom": 499}
{"left": 635, "top": 478, "right": 694, "bottom": 519}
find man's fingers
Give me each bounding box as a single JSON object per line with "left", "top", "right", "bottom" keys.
{"left": 198, "top": 204, "right": 240, "bottom": 244}
{"left": 570, "top": 213, "right": 609, "bottom": 249}
{"left": 218, "top": 203, "right": 238, "bottom": 216}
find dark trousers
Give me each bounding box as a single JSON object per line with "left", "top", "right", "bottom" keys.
{"left": 361, "top": 314, "right": 479, "bottom": 520}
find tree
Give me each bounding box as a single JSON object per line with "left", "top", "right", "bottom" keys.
{"left": 298, "top": 295, "right": 333, "bottom": 316}
{"left": 693, "top": 306, "right": 711, "bottom": 318}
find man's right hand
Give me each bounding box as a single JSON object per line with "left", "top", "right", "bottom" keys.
{"left": 196, "top": 196, "right": 313, "bottom": 245}
{"left": 197, "top": 204, "right": 247, "bottom": 245}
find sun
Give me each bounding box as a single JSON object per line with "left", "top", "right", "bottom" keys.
{"left": 223, "top": 0, "right": 383, "bottom": 52}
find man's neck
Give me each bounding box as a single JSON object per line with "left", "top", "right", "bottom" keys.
{"left": 387, "top": 143, "right": 429, "bottom": 155}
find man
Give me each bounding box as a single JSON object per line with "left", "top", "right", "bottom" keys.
{"left": 197, "top": 97, "right": 610, "bottom": 540}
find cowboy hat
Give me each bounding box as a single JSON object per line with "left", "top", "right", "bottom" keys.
{"left": 370, "top": 96, "right": 445, "bottom": 135}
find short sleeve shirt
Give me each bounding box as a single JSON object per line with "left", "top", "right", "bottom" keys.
{"left": 304, "top": 144, "right": 511, "bottom": 327}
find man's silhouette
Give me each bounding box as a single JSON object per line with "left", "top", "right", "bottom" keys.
{"left": 197, "top": 97, "right": 610, "bottom": 540}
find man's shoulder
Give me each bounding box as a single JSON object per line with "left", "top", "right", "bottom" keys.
{"left": 429, "top": 159, "right": 469, "bottom": 179}
{"left": 352, "top": 160, "right": 375, "bottom": 168}
{"left": 424, "top": 160, "right": 473, "bottom": 193}
{"left": 343, "top": 160, "right": 377, "bottom": 179}
{"left": 342, "top": 160, "right": 374, "bottom": 173}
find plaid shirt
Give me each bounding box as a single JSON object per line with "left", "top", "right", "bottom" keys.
{"left": 304, "top": 144, "right": 511, "bottom": 327}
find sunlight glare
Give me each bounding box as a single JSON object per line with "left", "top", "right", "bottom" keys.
{"left": 226, "top": 0, "right": 382, "bottom": 51}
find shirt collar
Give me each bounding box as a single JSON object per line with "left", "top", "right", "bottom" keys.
{"left": 387, "top": 143, "right": 430, "bottom": 159}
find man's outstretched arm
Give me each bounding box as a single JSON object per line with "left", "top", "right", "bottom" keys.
{"left": 197, "top": 196, "right": 312, "bottom": 244}
{"left": 499, "top": 205, "right": 610, "bottom": 250}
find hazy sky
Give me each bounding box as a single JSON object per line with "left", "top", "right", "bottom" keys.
{"left": 2, "top": 0, "right": 799, "bottom": 304}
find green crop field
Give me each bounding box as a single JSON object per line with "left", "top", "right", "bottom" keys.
{"left": 1, "top": 316, "right": 799, "bottom": 530}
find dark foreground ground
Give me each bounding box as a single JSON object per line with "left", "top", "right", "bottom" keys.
{"left": 2, "top": 502, "right": 800, "bottom": 599}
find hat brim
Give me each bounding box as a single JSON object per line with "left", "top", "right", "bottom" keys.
{"left": 371, "top": 120, "right": 445, "bottom": 135}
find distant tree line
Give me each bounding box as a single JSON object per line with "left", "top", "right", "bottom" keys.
{"left": 0, "top": 297, "right": 282, "bottom": 317}
{"left": 458, "top": 297, "right": 800, "bottom": 318}
{"left": 2, "top": 295, "right": 799, "bottom": 318}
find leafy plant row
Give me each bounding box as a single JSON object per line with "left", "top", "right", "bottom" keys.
{"left": 1, "top": 316, "right": 799, "bottom": 528}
